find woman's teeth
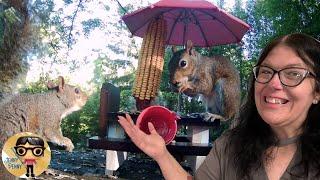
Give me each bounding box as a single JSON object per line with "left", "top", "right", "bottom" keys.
{"left": 265, "top": 97, "right": 287, "bottom": 104}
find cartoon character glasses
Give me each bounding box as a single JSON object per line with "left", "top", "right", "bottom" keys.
{"left": 14, "top": 146, "right": 45, "bottom": 157}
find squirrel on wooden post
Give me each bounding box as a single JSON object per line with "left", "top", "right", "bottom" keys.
{"left": 168, "top": 40, "right": 241, "bottom": 122}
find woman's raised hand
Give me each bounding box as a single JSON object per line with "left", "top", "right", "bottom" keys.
{"left": 118, "top": 114, "right": 167, "bottom": 161}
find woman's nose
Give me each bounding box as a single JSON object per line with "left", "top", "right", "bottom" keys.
{"left": 268, "top": 73, "right": 283, "bottom": 89}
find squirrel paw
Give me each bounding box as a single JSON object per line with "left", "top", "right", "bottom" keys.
{"left": 201, "top": 112, "right": 224, "bottom": 122}
{"left": 178, "top": 81, "right": 194, "bottom": 93}
{"left": 62, "top": 137, "right": 74, "bottom": 152}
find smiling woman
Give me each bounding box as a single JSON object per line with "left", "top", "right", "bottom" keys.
{"left": 227, "top": 33, "right": 320, "bottom": 180}
{"left": 254, "top": 45, "right": 318, "bottom": 135}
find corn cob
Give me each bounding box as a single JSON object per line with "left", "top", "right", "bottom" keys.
{"left": 140, "top": 19, "right": 156, "bottom": 100}
{"left": 146, "top": 18, "right": 161, "bottom": 99}
{"left": 139, "top": 19, "right": 156, "bottom": 99}
{"left": 153, "top": 18, "right": 166, "bottom": 96}
{"left": 132, "top": 17, "right": 166, "bottom": 102}
{"left": 132, "top": 21, "right": 152, "bottom": 95}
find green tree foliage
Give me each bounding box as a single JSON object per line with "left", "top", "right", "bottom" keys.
{"left": 246, "top": 0, "right": 320, "bottom": 58}
{"left": 21, "top": 74, "right": 52, "bottom": 93}
{"left": 0, "top": 0, "right": 34, "bottom": 95}
{"left": 256, "top": 0, "right": 320, "bottom": 38}
{"left": 92, "top": 53, "right": 135, "bottom": 89}
{"left": 245, "top": 0, "right": 273, "bottom": 59}
{"left": 62, "top": 91, "right": 100, "bottom": 149}
{"left": 81, "top": 18, "right": 102, "bottom": 37}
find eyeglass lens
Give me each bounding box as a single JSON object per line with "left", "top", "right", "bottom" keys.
{"left": 253, "top": 66, "right": 309, "bottom": 87}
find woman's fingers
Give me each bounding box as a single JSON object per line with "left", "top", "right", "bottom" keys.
{"left": 148, "top": 122, "right": 158, "bottom": 135}
{"left": 118, "top": 115, "right": 166, "bottom": 158}
{"left": 118, "top": 115, "right": 144, "bottom": 143}
{"left": 118, "top": 116, "right": 132, "bottom": 133}
{"left": 125, "top": 113, "right": 135, "bottom": 126}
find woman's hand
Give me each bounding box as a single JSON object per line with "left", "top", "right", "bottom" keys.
{"left": 118, "top": 114, "right": 191, "bottom": 180}
{"left": 118, "top": 114, "right": 167, "bottom": 161}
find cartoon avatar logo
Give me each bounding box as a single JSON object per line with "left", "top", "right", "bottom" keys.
{"left": 14, "top": 136, "right": 46, "bottom": 177}
{"left": 1, "top": 132, "right": 51, "bottom": 178}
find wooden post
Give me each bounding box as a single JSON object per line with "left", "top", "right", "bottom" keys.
{"left": 99, "top": 83, "right": 127, "bottom": 175}
{"left": 99, "top": 87, "right": 108, "bottom": 137}
{"left": 185, "top": 126, "right": 209, "bottom": 172}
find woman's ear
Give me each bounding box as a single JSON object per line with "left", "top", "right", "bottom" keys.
{"left": 312, "top": 99, "right": 319, "bottom": 104}
{"left": 313, "top": 93, "right": 320, "bottom": 104}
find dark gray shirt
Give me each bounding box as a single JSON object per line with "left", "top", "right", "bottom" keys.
{"left": 195, "top": 135, "right": 318, "bottom": 180}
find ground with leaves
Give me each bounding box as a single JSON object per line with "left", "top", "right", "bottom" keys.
{"left": 38, "top": 149, "right": 167, "bottom": 180}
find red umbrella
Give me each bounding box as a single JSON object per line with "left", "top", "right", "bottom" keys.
{"left": 121, "top": 0, "right": 250, "bottom": 47}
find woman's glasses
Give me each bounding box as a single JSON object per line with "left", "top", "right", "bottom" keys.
{"left": 253, "top": 65, "right": 316, "bottom": 87}
{"left": 14, "top": 146, "right": 45, "bottom": 157}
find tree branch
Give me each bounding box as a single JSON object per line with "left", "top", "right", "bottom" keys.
{"left": 67, "top": 0, "right": 83, "bottom": 49}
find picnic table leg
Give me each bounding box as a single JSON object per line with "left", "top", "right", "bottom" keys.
{"left": 105, "top": 150, "right": 127, "bottom": 175}
{"left": 185, "top": 126, "right": 209, "bottom": 172}
{"left": 105, "top": 120, "right": 127, "bottom": 175}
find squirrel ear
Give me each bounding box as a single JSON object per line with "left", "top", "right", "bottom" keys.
{"left": 186, "top": 40, "right": 193, "bottom": 50}
{"left": 172, "top": 46, "right": 177, "bottom": 53}
{"left": 186, "top": 40, "right": 196, "bottom": 56}
{"left": 58, "top": 76, "right": 65, "bottom": 92}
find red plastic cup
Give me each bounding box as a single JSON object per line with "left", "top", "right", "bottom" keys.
{"left": 136, "top": 106, "right": 180, "bottom": 144}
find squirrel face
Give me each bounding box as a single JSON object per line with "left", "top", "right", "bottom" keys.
{"left": 48, "top": 76, "right": 88, "bottom": 113}
{"left": 62, "top": 84, "right": 88, "bottom": 110}
{"left": 168, "top": 42, "right": 197, "bottom": 91}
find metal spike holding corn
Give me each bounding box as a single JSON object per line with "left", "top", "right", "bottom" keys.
{"left": 132, "top": 17, "right": 166, "bottom": 102}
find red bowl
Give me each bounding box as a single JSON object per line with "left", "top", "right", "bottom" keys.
{"left": 136, "top": 106, "right": 179, "bottom": 144}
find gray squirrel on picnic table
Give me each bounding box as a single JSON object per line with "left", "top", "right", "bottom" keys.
{"left": 0, "top": 76, "right": 88, "bottom": 179}
{"left": 0, "top": 76, "right": 88, "bottom": 152}
{"left": 168, "top": 40, "right": 241, "bottom": 122}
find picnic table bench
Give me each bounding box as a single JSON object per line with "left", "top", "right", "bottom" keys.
{"left": 88, "top": 83, "right": 220, "bottom": 175}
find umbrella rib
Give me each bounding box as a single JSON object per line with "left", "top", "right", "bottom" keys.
{"left": 198, "top": 9, "right": 241, "bottom": 42}
{"left": 130, "top": 8, "right": 174, "bottom": 35}
{"left": 183, "top": 9, "right": 188, "bottom": 46}
{"left": 167, "top": 10, "right": 184, "bottom": 45}
{"left": 183, "top": 23, "right": 187, "bottom": 46}
{"left": 190, "top": 10, "right": 209, "bottom": 47}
